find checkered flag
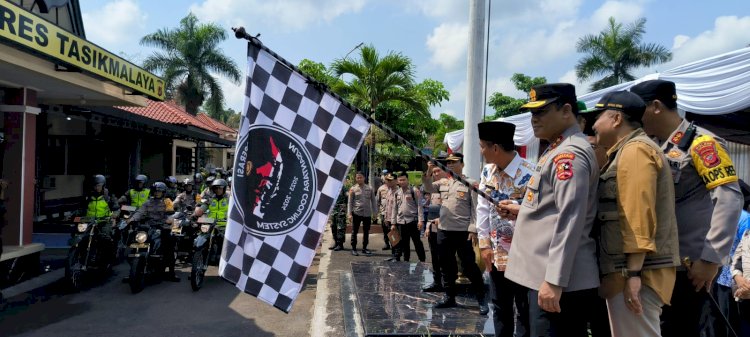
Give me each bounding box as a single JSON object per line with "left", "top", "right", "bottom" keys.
{"left": 219, "top": 41, "right": 369, "bottom": 313}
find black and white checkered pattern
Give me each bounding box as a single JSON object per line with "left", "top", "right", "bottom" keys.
{"left": 219, "top": 42, "right": 369, "bottom": 313}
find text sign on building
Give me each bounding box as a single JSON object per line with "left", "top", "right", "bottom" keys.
{"left": 0, "top": 1, "right": 166, "bottom": 101}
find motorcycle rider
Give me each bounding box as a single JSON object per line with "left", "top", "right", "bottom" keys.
{"left": 201, "top": 175, "right": 217, "bottom": 200}
{"left": 194, "top": 173, "right": 206, "bottom": 194}
{"left": 196, "top": 179, "right": 229, "bottom": 228}
{"left": 127, "top": 182, "right": 180, "bottom": 282}
{"left": 82, "top": 174, "right": 118, "bottom": 238}
{"left": 174, "top": 178, "right": 201, "bottom": 212}
{"left": 118, "top": 174, "right": 150, "bottom": 208}
{"left": 165, "top": 176, "right": 179, "bottom": 201}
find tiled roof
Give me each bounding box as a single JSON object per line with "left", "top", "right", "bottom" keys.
{"left": 196, "top": 113, "right": 237, "bottom": 135}
{"left": 118, "top": 100, "right": 217, "bottom": 134}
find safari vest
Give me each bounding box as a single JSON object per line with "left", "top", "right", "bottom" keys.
{"left": 596, "top": 130, "right": 680, "bottom": 275}
{"left": 208, "top": 197, "right": 229, "bottom": 227}
{"left": 129, "top": 189, "right": 150, "bottom": 208}
{"left": 86, "top": 195, "right": 112, "bottom": 219}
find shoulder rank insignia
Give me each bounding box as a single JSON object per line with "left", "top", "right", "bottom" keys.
{"left": 671, "top": 131, "right": 684, "bottom": 144}
{"left": 667, "top": 149, "right": 682, "bottom": 159}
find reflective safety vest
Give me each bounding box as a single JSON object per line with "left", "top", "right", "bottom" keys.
{"left": 86, "top": 195, "right": 112, "bottom": 219}
{"left": 129, "top": 189, "right": 150, "bottom": 208}
{"left": 208, "top": 197, "right": 228, "bottom": 227}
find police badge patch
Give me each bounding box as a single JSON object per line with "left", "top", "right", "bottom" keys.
{"left": 556, "top": 160, "right": 574, "bottom": 180}
{"left": 693, "top": 140, "right": 720, "bottom": 168}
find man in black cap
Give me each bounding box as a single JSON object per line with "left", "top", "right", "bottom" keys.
{"left": 630, "top": 80, "right": 743, "bottom": 337}
{"left": 504, "top": 83, "right": 600, "bottom": 337}
{"left": 477, "top": 121, "right": 534, "bottom": 336}
{"left": 591, "top": 91, "right": 680, "bottom": 336}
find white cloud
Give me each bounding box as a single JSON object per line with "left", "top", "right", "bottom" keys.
{"left": 558, "top": 69, "right": 595, "bottom": 95}
{"left": 405, "top": 0, "right": 467, "bottom": 20}
{"left": 189, "top": 0, "right": 368, "bottom": 31}
{"left": 590, "top": 0, "right": 645, "bottom": 28}
{"left": 667, "top": 16, "right": 750, "bottom": 67}
{"left": 426, "top": 23, "right": 470, "bottom": 70}
{"left": 486, "top": 76, "right": 525, "bottom": 99}
{"left": 218, "top": 75, "right": 246, "bottom": 113}
{"left": 82, "top": 0, "right": 148, "bottom": 47}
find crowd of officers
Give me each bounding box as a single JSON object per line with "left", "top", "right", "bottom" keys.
{"left": 79, "top": 168, "right": 233, "bottom": 282}
{"left": 330, "top": 80, "right": 750, "bottom": 337}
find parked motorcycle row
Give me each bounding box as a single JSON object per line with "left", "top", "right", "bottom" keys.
{"left": 64, "top": 173, "right": 229, "bottom": 294}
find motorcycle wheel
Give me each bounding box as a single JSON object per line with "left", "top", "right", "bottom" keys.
{"left": 65, "top": 249, "right": 85, "bottom": 291}
{"left": 190, "top": 250, "right": 206, "bottom": 291}
{"left": 129, "top": 256, "right": 146, "bottom": 294}
{"left": 116, "top": 236, "right": 128, "bottom": 265}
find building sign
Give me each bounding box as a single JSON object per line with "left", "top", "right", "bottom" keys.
{"left": 0, "top": 1, "right": 165, "bottom": 101}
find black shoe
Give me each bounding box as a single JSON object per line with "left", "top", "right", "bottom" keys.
{"left": 362, "top": 249, "right": 372, "bottom": 256}
{"left": 351, "top": 250, "right": 359, "bottom": 256}
{"left": 422, "top": 282, "right": 444, "bottom": 292}
{"left": 333, "top": 245, "right": 343, "bottom": 251}
{"left": 382, "top": 245, "right": 391, "bottom": 251}
{"left": 434, "top": 295, "right": 457, "bottom": 308}
{"left": 328, "top": 244, "right": 337, "bottom": 250}
{"left": 477, "top": 296, "right": 489, "bottom": 315}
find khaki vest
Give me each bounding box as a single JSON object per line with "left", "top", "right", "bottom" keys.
{"left": 597, "top": 130, "right": 680, "bottom": 275}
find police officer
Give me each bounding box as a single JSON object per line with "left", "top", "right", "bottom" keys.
{"left": 422, "top": 153, "right": 488, "bottom": 315}
{"left": 591, "top": 91, "right": 680, "bottom": 336}
{"left": 202, "top": 175, "right": 216, "bottom": 200}
{"left": 504, "top": 83, "right": 600, "bottom": 337}
{"left": 348, "top": 172, "right": 377, "bottom": 256}
{"left": 477, "top": 121, "right": 534, "bottom": 336}
{"left": 118, "top": 174, "right": 150, "bottom": 208}
{"left": 422, "top": 161, "right": 447, "bottom": 291}
{"left": 83, "top": 174, "right": 118, "bottom": 236}
{"left": 389, "top": 171, "right": 425, "bottom": 262}
{"left": 198, "top": 179, "right": 229, "bottom": 228}
{"left": 194, "top": 173, "right": 206, "bottom": 194}
{"left": 165, "top": 176, "right": 179, "bottom": 201}
{"left": 376, "top": 171, "right": 394, "bottom": 251}
{"left": 630, "top": 80, "right": 743, "bottom": 337}
{"left": 128, "top": 182, "right": 180, "bottom": 282}
{"left": 329, "top": 181, "right": 350, "bottom": 251}
{"left": 174, "top": 178, "right": 200, "bottom": 212}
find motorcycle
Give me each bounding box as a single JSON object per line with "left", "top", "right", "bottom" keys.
{"left": 170, "top": 207, "right": 199, "bottom": 264}
{"left": 190, "top": 216, "right": 223, "bottom": 291}
{"left": 126, "top": 219, "right": 171, "bottom": 294}
{"left": 113, "top": 205, "right": 137, "bottom": 264}
{"left": 65, "top": 216, "right": 116, "bottom": 291}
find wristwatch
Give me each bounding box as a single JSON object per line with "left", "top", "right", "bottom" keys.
{"left": 621, "top": 268, "right": 642, "bottom": 278}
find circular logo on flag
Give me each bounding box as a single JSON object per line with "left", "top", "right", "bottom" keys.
{"left": 232, "top": 124, "right": 317, "bottom": 236}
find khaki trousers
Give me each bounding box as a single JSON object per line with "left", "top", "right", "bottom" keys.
{"left": 607, "top": 285, "right": 664, "bottom": 337}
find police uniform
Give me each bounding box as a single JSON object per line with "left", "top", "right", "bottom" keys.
{"left": 476, "top": 121, "right": 534, "bottom": 336}
{"left": 119, "top": 188, "right": 150, "bottom": 208}
{"left": 504, "top": 84, "right": 600, "bottom": 337}
{"left": 390, "top": 184, "right": 425, "bottom": 262}
{"left": 376, "top": 181, "right": 393, "bottom": 250}
{"left": 347, "top": 183, "right": 377, "bottom": 254}
{"left": 130, "top": 196, "right": 178, "bottom": 277}
{"left": 422, "top": 153, "right": 487, "bottom": 312}
{"left": 83, "top": 187, "right": 118, "bottom": 238}
{"left": 204, "top": 195, "right": 229, "bottom": 228}
{"left": 174, "top": 191, "right": 200, "bottom": 212}
{"left": 631, "top": 80, "right": 743, "bottom": 337}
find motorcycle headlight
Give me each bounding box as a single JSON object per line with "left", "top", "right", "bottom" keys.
{"left": 135, "top": 231, "right": 148, "bottom": 243}
{"left": 77, "top": 223, "right": 89, "bottom": 233}
{"left": 200, "top": 224, "right": 210, "bottom": 233}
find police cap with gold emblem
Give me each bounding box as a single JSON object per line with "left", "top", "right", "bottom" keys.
{"left": 446, "top": 152, "right": 463, "bottom": 163}
{"left": 629, "top": 80, "right": 677, "bottom": 105}
{"left": 521, "top": 83, "right": 578, "bottom": 112}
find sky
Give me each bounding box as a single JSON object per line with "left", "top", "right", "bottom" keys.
{"left": 79, "top": 0, "right": 750, "bottom": 121}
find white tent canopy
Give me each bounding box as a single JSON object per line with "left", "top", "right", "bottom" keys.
{"left": 444, "top": 46, "right": 750, "bottom": 154}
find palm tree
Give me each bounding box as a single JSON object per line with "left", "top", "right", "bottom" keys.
{"left": 331, "top": 45, "right": 428, "bottom": 183}
{"left": 576, "top": 17, "right": 672, "bottom": 91}
{"left": 140, "top": 13, "right": 241, "bottom": 115}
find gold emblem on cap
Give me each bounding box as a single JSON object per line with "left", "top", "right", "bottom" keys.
{"left": 529, "top": 89, "right": 537, "bottom": 102}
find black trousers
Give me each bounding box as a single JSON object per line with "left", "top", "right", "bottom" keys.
{"left": 350, "top": 214, "right": 371, "bottom": 250}
{"left": 661, "top": 271, "right": 714, "bottom": 337}
{"left": 527, "top": 287, "right": 598, "bottom": 337}
{"left": 379, "top": 215, "right": 390, "bottom": 247}
{"left": 428, "top": 228, "right": 441, "bottom": 283}
{"left": 438, "top": 230, "right": 484, "bottom": 297}
{"left": 714, "top": 283, "right": 742, "bottom": 337}
{"left": 740, "top": 300, "right": 750, "bottom": 337}
{"left": 160, "top": 230, "right": 176, "bottom": 274}
{"left": 490, "top": 267, "right": 529, "bottom": 337}
{"left": 398, "top": 221, "right": 425, "bottom": 262}
{"left": 588, "top": 294, "right": 611, "bottom": 337}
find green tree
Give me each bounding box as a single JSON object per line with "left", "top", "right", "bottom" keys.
{"left": 428, "top": 113, "right": 464, "bottom": 154}
{"left": 576, "top": 17, "right": 672, "bottom": 91}
{"left": 225, "top": 111, "right": 241, "bottom": 129}
{"left": 487, "top": 73, "right": 547, "bottom": 119}
{"left": 331, "top": 44, "right": 429, "bottom": 179}
{"left": 297, "top": 59, "right": 343, "bottom": 90}
{"left": 140, "top": 13, "right": 241, "bottom": 115}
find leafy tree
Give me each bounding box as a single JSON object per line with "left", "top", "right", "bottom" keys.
{"left": 487, "top": 73, "right": 547, "bottom": 119}
{"left": 297, "top": 59, "right": 344, "bottom": 90}
{"left": 225, "top": 111, "right": 241, "bottom": 129}
{"left": 140, "top": 13, "right": 241, "bottom": 115}
{"left": 429, "top": 113, "right": 464, "bottom": 154}
{"left": 576, "top": 17, "right": 672, "bottom": 91}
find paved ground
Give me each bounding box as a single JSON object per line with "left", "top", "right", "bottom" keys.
{"left": 0, "top": 249, "right": 320, "bottom": 337}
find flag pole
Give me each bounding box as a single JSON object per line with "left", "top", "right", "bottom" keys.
{"left": 232, "top": 27, "right": 494, "bottom": 203}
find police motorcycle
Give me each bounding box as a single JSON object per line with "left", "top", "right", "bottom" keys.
{"left": 190, "top": 215, "right": 222, "bottom": 291}
{"left": 171, "top": 206, "right": 199, "bottom": 264}
{"left": 65, "top": 216, "right": 116, "bottom": 291}
{"left": 113, "top": 205, "right": 137, "bottom": 264}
